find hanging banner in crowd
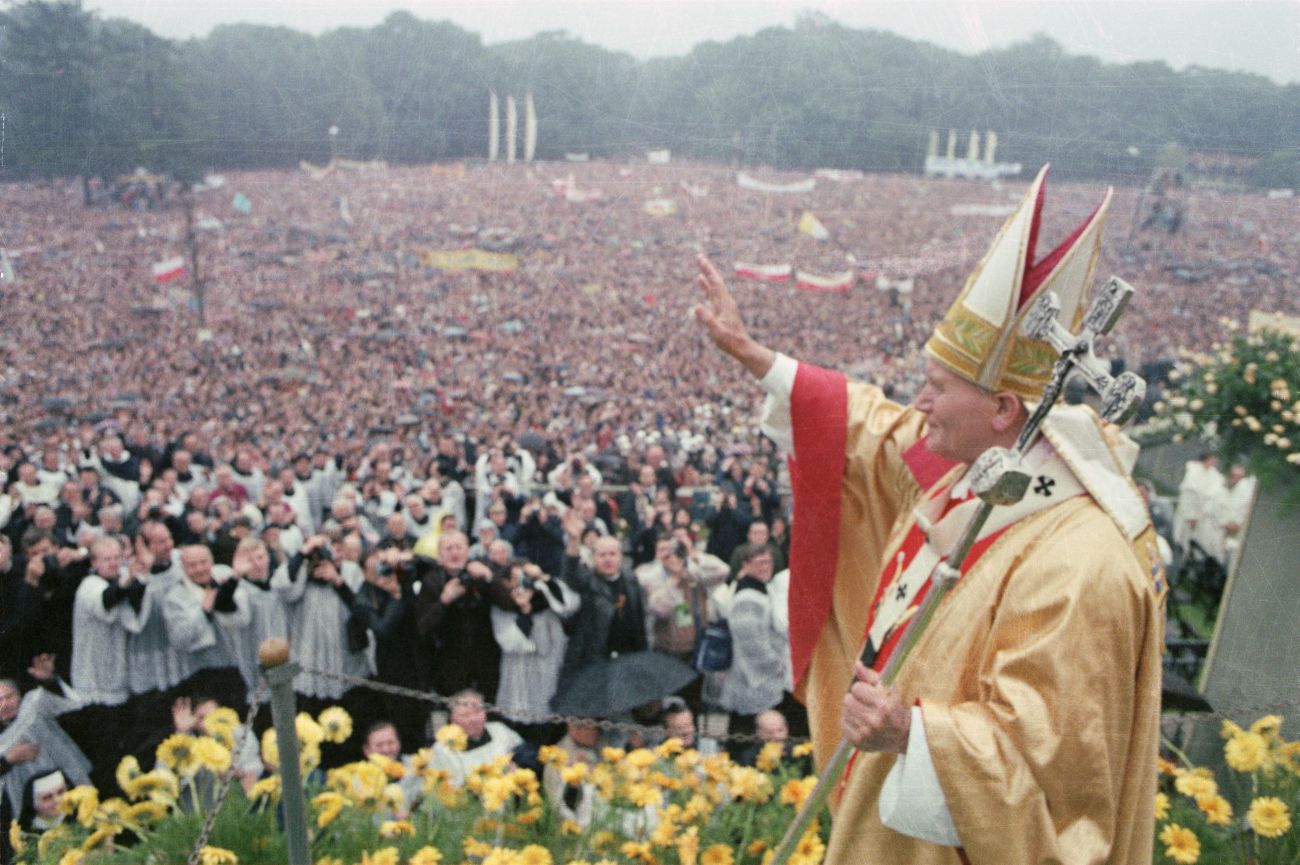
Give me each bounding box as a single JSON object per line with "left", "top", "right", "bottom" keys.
{"left": 339, "top": 196, "right": 353, "bottom": 226}
{"left": 875, "top": 275, "right": 915, "bottom": 293}
{"left": 152, "top": 255, "right": 187, "bottom": 283}
{"left": 300, "top": 160, "right": 333, "bottom": 179}
{"left": 232, "top": 193, "right": 252, "bottom": 215}
{"left": 643, "top": 199, "right": 677, "bottom": 217}
{"left": 734, "top": 262, "right": 792, "bottom": 282}
{"left": 737, "top": 172, "right": 816, "bottom": 194}
{"left": 488, "top": 92, "right": 500, "bottom": 162}
{"left": 565, "top": 153, "right": 589, "bottom": 162}
{"left": 679, "top": 181, "right": 709, "bottom": 198}
{"left": 419, "top": 248, "right": 519, "bottom": 272}
{"left": 430, "top": 163, "right": 466, "bottom": 178}
{"left": 871, "top": 238, "right": 972, "bottom": 278}
{"left": 814, "top": 168, "right": 865, "bottom": 182}
{"left": 798, "top": 210, "right": 830, "bottom": 241}
{"left": 949, "top": 203, "right": 1016, "bottom": 217}
{"left": 524, "top": 92, "right": 538, "bottom": 163}
{"left": 564, "top": 186, "right": 604, "bottom": 203}
{"left": 0, "top": 250, "right": 18, "bottom": 285}
{"left": 795, "top": 269, "right": 854, "bottom": 293}
{"left": 1249, "top": 309, "right": 1300, "bottom": 337}
{"left": 334, "top": 159, "right": 388, "bottom": 172}
{"left": 646, "top": 149, "right": 671, "bottom": 165}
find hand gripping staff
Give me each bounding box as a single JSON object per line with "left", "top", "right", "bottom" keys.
{"left": 768, "top": 277, "right": 1146, "bottom": 865}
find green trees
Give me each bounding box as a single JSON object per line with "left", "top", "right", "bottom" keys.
{"left": 1, "top": 1, "right": 1296, "bottom": 188}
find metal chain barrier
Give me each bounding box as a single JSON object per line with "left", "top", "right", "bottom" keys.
{"left": 186, "top": 683, "right": 267, "bottom": 865}
{"left": 297, "top": 665, "right": 786, "bottom": 746}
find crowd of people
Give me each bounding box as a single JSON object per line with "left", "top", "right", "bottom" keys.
{"left": 0, "top": 158, "right": 1295, "bottom": 850}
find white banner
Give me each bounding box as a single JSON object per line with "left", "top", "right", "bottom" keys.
{"left": 564, "top": 153, "right": 589, "bottom": 162}
{"left": 524, "top": 92, "right": 537, "bottom": 163}
{"left": 795, "top": 269, "right": 854, "bottom": 293}
{"left": 505, "top": 95, "right": 517, "bottom": 164}
{"left": 814, "top": 168, "right": 865, "bottom": 182}
{"left": 488, "top": 91, "right": 499, "bottom": 162}
{"left": 646, "top": 149, "right": 671, "bottom": 165}
{"left": 736, "top": 172, "right": 815, "bottom": 194}
{"left": 733, "top": 262, "right": 792, "bottom": 282}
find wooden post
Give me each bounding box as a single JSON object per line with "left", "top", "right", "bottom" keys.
{"left": 259, "top": 638, "right": 310, "bottom": 865}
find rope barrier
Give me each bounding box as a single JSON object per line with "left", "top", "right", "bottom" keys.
{"left": 185, "top": 683, "right": 266, "bottom": 865}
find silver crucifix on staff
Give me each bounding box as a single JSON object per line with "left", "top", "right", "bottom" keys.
{"left": 768, "top": 277, "right": 1147, "bottom": 865}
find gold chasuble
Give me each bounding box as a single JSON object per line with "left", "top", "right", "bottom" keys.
{"left": 787, "top": 375, "right": 1164, "bottom": 865}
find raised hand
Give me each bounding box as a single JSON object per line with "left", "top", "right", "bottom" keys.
{"left": 691, "top": 254, "right": 775, "bottom": 378}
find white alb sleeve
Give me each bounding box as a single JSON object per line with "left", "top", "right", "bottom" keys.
{"left": 878, "top": 705, "right": 960, "bottom": 846}
{"left": 758, "top": 353, "right": 798, "bottom": 453}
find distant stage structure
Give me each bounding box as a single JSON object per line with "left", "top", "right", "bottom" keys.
{"left": 924, "top": 128, "right": 1021, "bottom": 180}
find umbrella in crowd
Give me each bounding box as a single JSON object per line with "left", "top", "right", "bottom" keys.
{"left": 550, "top": 651, "right": 697, "bottom": 718}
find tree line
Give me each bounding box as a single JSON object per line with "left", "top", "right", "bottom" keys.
{"left": 1, "top": 1, "right": 1297, "bottom": 188}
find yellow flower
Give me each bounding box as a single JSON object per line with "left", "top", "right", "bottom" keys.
{"left": 260, "top": 728, "right": 279, "bottom": 768}
{"left": 123, "top": 770, "right": 178, "bottom": 805}
{"left": 296, "top": 712, "right": 325, "bottom": 747}
{"left": 1225, "top": 732, "right": 1271, "bottom": 773}
{"left": 115, "top": 755, "right": 141, "bottom": 792}
{"left": 126, "top": 801, "right": 168, "bottom": 824}
{"left": 8, "top": 820, "right": 24, "bottom": 856}
{"left": 792, "top": 741, "right": 814, "bottom": 758}
{"left": 80, "top": 826, "right": 119, "bottom": 851}
{"left": 792, "top": 827, "right": 825, "bottom": 865}
{"left": 199, "top": 846, "right": 240, "bottom": 865}
{"left": 676, "top": 826, "right": 700, "bottom": 865}
{"left": 1173, "top": 772, "right": 1217, "bottom": 800}
{"left": 601, "top": 746, "right": 626, "bottom": 763}
{"left": 194, "top": 736, "right": 233, "bottom": 774}
{"left": 756, "top": 741, "right": 785, "bottom": 771}
{"left": 204, "top": 707, "right": 240, "bottom": 735}
{"left": 700, "top": 844, "right": 734, "bottom": 865}
{"left": 624, "top": 781, "right": 662, "bottom": 807}
{"left": 1250, "top": 714, "right": 1284, "bottom": 739}
{"left": 560, "top": 762, "right": 589, "bottom": 785}
{"left": 37, "top": 825, "right": 71, "bottom": 861}
{"left": 435, "top": 723, "right": 468, "bottom": 752}
{"left": 746, "top": 840, "right": 767, "bottom": 858}
{"left": 482, "top": 849, "right": 520, "bottom": 865}
{"left": 727, "top": 766, "right": 773, "bottom": 803}
{"left": 59, "top": 786, "right": 99, "bottom": 827}
{"left": 316, "top": 858, "right": 345, "bottom": 865}
{"left": 1196, "top": 794, "right": 1232, "bottom": 826}
{"left": 1247, "top": 796, "right": 1292, "bottom": 838}
{"left": 781, "top": 777, "right": 817, "bottom": 809}
{"left": 1154, "top": 792, "right": 1170, "bottom": 820}
{"left": 1279, "top": 740, "right": 1300, "bottom": 774}
{"left": 620, "top": 840, "right": 657, "bottom": 864}
{"left": 1160, "top": 823, "right": 1200, "bottom": 864}
{"left": 361, "top": 847, "right": 399, "bottom": 865}
{"left": 519, "top": 845, "right": 553, "bottom": 865}
{"left": 368, "top": 752, "right": 407, "bottom": 780}
{"left": 464, "top": 837, "right": 493, "bottom": 858}
{"left": 57, "top": 849, "right": 85, "bottom": 865}
{"left": 655, "top": 737, "right": 685, "bottom": 759}
{"left": 624, "top": 748, "right": 657, "bottom": 771}
{"left": 538, "top": 744, "right": 569, "bottom": 766}
{"left": 157, "top": 732, "right": 202, "bottom": 776}
{"left": 317, "top": 706, "right": 353, "bottom": 743}
{"left": 590, "top": 830, "right": 617, "bottom": 851}
{"left": 379, "top": 819, "right": 415, "bottom": 838}
{"left": 248, "top": 775, "right": 281, "bottom": 802}
{"left": 409, "top": 847, "right": 443, "bottom": 865}
{"left": 312, "top": 791, "right": 347, "bottom": 828}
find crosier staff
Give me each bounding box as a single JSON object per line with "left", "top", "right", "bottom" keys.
{"left": 767, "top": 278, "right": 1147, "bottom": 865}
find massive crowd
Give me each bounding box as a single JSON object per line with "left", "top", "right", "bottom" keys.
{"left": 0, "top": 159, "right": 1296, "bottom": 841}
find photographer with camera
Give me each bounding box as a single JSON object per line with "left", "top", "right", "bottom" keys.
{"left": 346, "top": 548, "right": 425, "bottom": 749}
{"left": 491, "top": 560, "right": 579, "bottom": 740}
{"left": 415, "top": 530, "right": 516, "bottom": 704}
{"left": 270, "top": 531, "right": 370, "bottom": 722}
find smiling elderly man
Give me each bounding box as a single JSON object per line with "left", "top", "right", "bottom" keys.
{"left": 692, "top": 167, "right": 1164, "bottom": 865}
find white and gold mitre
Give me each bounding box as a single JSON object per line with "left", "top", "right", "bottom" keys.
{"left": 924, "top": 165, "right": 1113, "bottom": 400}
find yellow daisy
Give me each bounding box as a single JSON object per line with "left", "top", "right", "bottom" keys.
{"left": 198, "top": 846, "right": 240, "bottom": 865}
{"left": 1246, "top": 796, "right": 1292, "bottom": 838}
{"left": 1154, "top": 792, "right": 1170, "bottom": 820}
{"left": 1225, "top": 732, "right": 1271, "bottom": 773}
{"left": 317, "top": 706, "right": 353, "bottom": 743}
{"left": 360, "top": 847, "right": 399, "bottom": 865}
{"left": 1161, "top": 823, "right": 1200, "bottom": 864}
{"left": 115, "top": 755, "right": 141, "bottom": 792}
{"left": 435, "top": 723, "right": 468, "bottom": 752}
{"left": 409, "top": 848, "right": 443, "bottom": 865}
{"left": 1196, "top": 794, "right": 1232, "bottom": 826}
{"left": 157, "top": 733, "right": 201, "bottom": 777}
{"left": 518, "top": 844, "right": 553, "bottom": 865}
{"left": 699, "top": 844, "right": 733, "bottom": 865}
{"left": 311, "top": 791, "right": 347, "bottom": 828}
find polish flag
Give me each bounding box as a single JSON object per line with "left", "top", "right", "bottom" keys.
{"left": 733, "top": 262, "right": 792, "bottom": 282}
{"left": 795, "top": 269, "right": 855, "bottom": 293}
{"left": 151, "top": 255, "right": 187, "bottom": 283}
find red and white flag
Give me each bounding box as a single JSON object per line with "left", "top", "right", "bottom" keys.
{"left": 795, "top": 269, "right": 855, "bottom": 293}
{"left": 733, "top": 262, "right": 792, "bottom": 282}
{"left": 151, "top": 255, "right": 187, "bottom": 283}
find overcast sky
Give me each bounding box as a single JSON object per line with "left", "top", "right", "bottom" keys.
{"left": 86, "top": 1, "right": 1299, "bottom": 85}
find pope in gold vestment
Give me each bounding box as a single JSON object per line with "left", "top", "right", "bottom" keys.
{"left": 794, "top": 380, "right": 1165, "bottom": 865}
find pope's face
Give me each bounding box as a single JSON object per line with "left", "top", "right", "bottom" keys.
{"left": 913, "top": 360, "right": 1002, "bottom": 463}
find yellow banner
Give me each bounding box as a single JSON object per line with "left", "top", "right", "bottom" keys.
{"left": 430, "top": 163, "right": 466, "bottom": 178}
{"left": 419, "top": 248, "right": 519, "bottom": 272}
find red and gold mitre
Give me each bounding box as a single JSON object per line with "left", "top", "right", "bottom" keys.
{"left": 924, "top": 165, "right": 1113, "bottom": 400}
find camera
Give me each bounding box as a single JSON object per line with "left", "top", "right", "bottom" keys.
{"left": 377, "top": 559, "right": 409, "bottom": 579}
{"left": 519, "top": 573, "right": 537, "bottom": 591}
{"left": 306, "top": 542, "right": 335, "bottom": 567}
{"left": 456, "top": 570, "right": 474, "bottom": 587}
